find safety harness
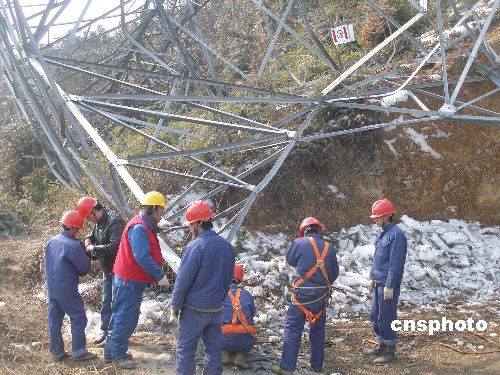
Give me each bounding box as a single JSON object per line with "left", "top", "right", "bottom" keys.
{"left": 290, "top": 236, "right": 331, "bottom": 325}
{"left": 221, "top": 288, "right": 257, "bottom": 337}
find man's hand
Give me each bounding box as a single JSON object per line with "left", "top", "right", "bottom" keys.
{"left": 157, "top": 275, "right": 169, "bottom": 287}
{"left": 367, "top": 280, "right": 374, "bottom": 294}
{"left": 168, "top": 308, "right": 179, "bottom": 324}
{"left": 384, "top": 287, "right": 394, "bottom": 300}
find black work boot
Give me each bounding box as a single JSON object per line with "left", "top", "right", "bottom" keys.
{"left": 373, "top": 345, "right": 396, "bottom": 364}
{"left": 363, "top": 343, "right": 387, "bottom": 356}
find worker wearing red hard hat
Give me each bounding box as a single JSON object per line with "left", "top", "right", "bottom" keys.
{"left": 272, "top": 217, "right": 339, "bottom": 375}
{"left": 77, "top": 197, "right": 124, "bottom": 346}
{"left": 221, "top": 264, "right": 257, "bottom": 369}
{"left": 45, "top": 211, "right": 97, "bottom": 362}
{"left": 364, "top": 199, "right": 407, "bottom": 364}
{"left": 170, "top": 200, "right": 235, "bottom": 375}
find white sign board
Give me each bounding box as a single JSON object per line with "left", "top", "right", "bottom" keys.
{"left": 331, "top": 24, "right": 355, "bottom": 45}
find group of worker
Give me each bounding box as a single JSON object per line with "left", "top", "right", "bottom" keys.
{"left": 45, "top": 193, "right": 407, "bottom": 374}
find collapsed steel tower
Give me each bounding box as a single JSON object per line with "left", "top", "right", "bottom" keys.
{"left": 0, "top": 0, "right": 499, "bottom": 267}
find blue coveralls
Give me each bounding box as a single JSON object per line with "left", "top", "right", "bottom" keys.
{"left": 369, "top": 223, "right": 407, "bottom": 346}
{"left": 104, "top": 213, "right": 165, "bottom": 362}
{"left": 45, "top": 231, "right": 91, "bottom": 358}
{"left": 280, "top": 234, "right": 339, "bottom": 372}
{"left": 221, "top": 283, "right": 257, "bottom": 353}
{"left": 171, "top": 229, "right": 235, "bottom": 375}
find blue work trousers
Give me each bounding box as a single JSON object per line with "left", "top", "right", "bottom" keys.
{"left": 221, "top": 333, "right": 256, "bottom": 354}
{"left": 370, "top": 284, "right": 400, "bottom": 345}
{"left": 48, "top": 295, "right": 88, "bottom": 358}
{"left": 104, "top": 277, "right": 146, "bottom": 361}
{"left": 280, "top": 300, "right": 326, "bottom": 372}
{"left": 100, "top": 273, "right": 114, "bottom": 333}
{"left": 176, "top": 307, "right": 223, "bottom": 375}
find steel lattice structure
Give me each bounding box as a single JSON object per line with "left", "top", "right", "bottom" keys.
{"left": 0, "top": 0, "right": 499, "bottom": 269}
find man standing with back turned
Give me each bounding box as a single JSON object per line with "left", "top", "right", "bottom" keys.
{"left": 170, "top": 200, "right": 235, "bottom": 375}
{"left": 364, "top": 199, "right": 407, "bottom": 364}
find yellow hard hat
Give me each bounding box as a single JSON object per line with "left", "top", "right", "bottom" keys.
{"left": 141, "top": 191, "right": 166, "bottom": 207}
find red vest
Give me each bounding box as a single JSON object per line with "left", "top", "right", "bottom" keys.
{"left": 113, "top": 215, "right": 163, "bottom": 283}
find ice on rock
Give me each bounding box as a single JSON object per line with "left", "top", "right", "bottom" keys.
{"left": 442, "top": 232, "right": 468, "bottom": 245}
{"left": 405, "top": 264, "right": 427, "bottom": 281}
{"left": 451, "top": 255, "right": 470, "bottom": 268}
{"left": 416, "top": 244, "right": 442, "bottom": 267}
{"left": 352, "top": 244, "right": 375, "bottom": 260}
{"left": 448, "top": 244, "right": 470, "bottom": 255}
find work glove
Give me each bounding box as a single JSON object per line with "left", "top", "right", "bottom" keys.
{"left": 168, "top": 308, "right": 179, "bottom": 324}
{"left": 384, "top": 287, "right": 394, "bottom": 300}
{"left": 157, "top": 275, "right": 169, "bottom": 287}
{"left": 367, "top": 280, "right": 374, "bottom": 294}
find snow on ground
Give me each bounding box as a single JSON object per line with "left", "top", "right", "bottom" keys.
{"left": 404, "top": 128, "right": 443, "bottom": 159}
{"left": 75, "top": 216, "right": 499, "bottom": 341}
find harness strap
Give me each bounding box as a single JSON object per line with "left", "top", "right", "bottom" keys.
{"left": 221, "top": 288, "right": 257, "bottom": 336}
{"left": 291, "top": 237, "right": 332, "bottom": 325}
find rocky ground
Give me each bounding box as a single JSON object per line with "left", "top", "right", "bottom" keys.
{"left": 1, "top": 229, "right": 499, "bottom": 375}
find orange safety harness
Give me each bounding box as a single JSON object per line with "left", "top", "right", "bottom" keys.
{"left": 290, "top": 237, "right": 331, "bottom": 325}
{"left": 221, "top": 288, "right": 257, "bottom": 337}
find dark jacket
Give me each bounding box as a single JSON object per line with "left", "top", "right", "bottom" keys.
{"left": 85, "top": 208, "right": 124, "bottom": 273}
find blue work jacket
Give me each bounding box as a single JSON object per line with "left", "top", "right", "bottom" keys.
{"left": 221, "top": 284, "right": 256, "bottom": 327}
{"left": 287, "top": 234, "right": 339, "bottom": 302}
{"left": 171, "top": 229, "right": 235, "bottom": 311}
{"left": 369, "top": 223, "right": 408, "bottom": 288}
{"left": 45, "top": 232, "right": 91, "bottom": 298}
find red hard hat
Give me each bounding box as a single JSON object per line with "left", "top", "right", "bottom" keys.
{"left": 234, "top": 264, "right": 244, "bottom": 283}
{"left": 370, "top": 199, "right": 396, "bottom": 218}
{"left": 76, "top": 196, "right": 96, "bottom": 219}
{"left": 299, "top": 216, "right": 324, "bottom": 238}
{"left": 183, "top": 200, "right": 213, "bottom": 225}
{"left": 59, "top": 210, "right": 84, "bottom": 229}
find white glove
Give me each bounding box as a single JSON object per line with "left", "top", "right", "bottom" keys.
{"left": 157, "top": 218, "right": 172, "bottom": 230}
{"left": 168, "top": 308, "right": 179, "bottom": 324}
{"left": 384, "top": 287, "right": 394, "bottom": 300}
{"left": 368, "top": 280, "right": 374, "bottom": 294}
{"left": 157, "top": 275, "right": 169, "bottom": 287}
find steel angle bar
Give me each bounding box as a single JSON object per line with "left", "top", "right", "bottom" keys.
{"left": 348, "top": 68, "right": 407, "bottom": 90}
{"left": 321, "top": 11, "right": 426, "bottom": 97}
{"left": 59, "top": 0, "right": 93, "bottom": 58}
{"left": 75, "top": 93, "right": 317, "bottom": 104}
{"left": 165, "top": 148, "right": 285, "bottom": 222}
{"left": 213, "top": 200, "right": 248, "bottom": 221}
{"left": 186, "top": 102, "right": 282, "bottom": 132}
{"left": 436, "top": 0, "right": 450, "bottom": 103}
{"left": 109, "top": 164, "right": 134, "bottom": 219}
{"left": 226, "top": 106, "right": 319, "bottom": 242}
{"left": 455, "top": 87, "right": 500, "bottom": 111}
{"left": 27, "top": 57, "right": 145, "bottom": 201}
{"left": 32, "top": 0, "right": 57, "bottom": 41}
{"left": 167, "top": 15, "right": 247, "bottom": 78}
{"left": 217, "top": 205, "right": 246, "bottom": 235}
{"left": 300, "top": 116, "right": 440, "bottom": 143}
{"left": 81, "top": 103, "right": 255, "bottom": 189}
{"left": 187, "top": 2, "right": 217, "bottom": 81}
{"left": 447, "top": 0, "right": 497, "bottom": 65}
{"left": 413, "top": 87, "right": 500, "bottom": 117}
{"left": 249, "top": 0, "right": 334, "bottom": 69}
{"left": 85, "top": 109, "right": 200, "bottom": 138}
{"left": 126, "top": 134, "right": 287, "bottom": 161}
{"left": 271, "top": 105, "right": 317, "bottom": 129}
{"left": 447, "top": 114, "right": 500, "bottom": 125}
{"left": 126, "top": 162, "right": 248, "bottom": 189}
{"left": 43, "top": 56, "right": 302, "bottom": 98}
{"left": 79, "top": 99, "right": 289, "bottom": 135}
{"left": 363, "top": 0, "right": 428, "bottom": 55}
{"left": 325, "top": 101, "right": 437, "bottom": 117}
{"left": 32, "top": 0, "right": 72, "bottom": 43}
{"left": 1, "top": 72, "right": 71, "bottom": 187}
{"left": 120, "top": 1, "right": 179, "bottom": 75}
{"left": 449, "top": 0, "right": 500, "bottom": 106}
{"left": 258, "top": 0, "right": 295, "bottom": 76}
